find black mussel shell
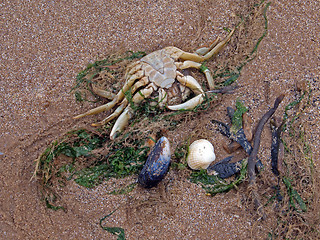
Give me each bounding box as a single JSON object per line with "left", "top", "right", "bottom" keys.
{"left": 207, "top": 156, "right": 263, "bottom": 178}
{"left": 138, "top": 136, "right": 171, "bottom": 188}
{"left": 207, "top": 156, "right": 243, "bottom": 179}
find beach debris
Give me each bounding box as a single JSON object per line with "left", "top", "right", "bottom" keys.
{"left": 207, "top": 156, "right": 243, "bottom": 179}
{"left": 74, "top": 28, "right": 235, "bottom": 139}
{"left": 247, "top": 94, "right": 285, "bottom": 220}
{"left": 223, "top": 112, "right": 253, "bottom": 153}
{"left": 208, "top": 102, "right": 263, "bottom": 178}
{"left": 186, "top": 139, "right": 216, "bottom": 170}
{"left": 270, "top": 117, "right": 284, "bottom": 176}
{"left": 138, "top": 136, "right": 171, "bottom": 188}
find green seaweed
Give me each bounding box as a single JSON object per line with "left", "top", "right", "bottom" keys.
{"left": 282, "top": 177, "right": 307, "bottom": 212}
{"left": 74, "top": 144, "right": 148, "bottom": 188}
{"left": 283, "top": 80, "right": 311, "bottom": 135}
{"left": 174, "top": 141, "right": 189, "bottom": 160}
{"left": 34, "top": 128, "right": 150, "bottom": 209}
{"left": 44, "top": 198, "right": 65, "bottom": 211}
{"left": 216, "top": 1, "right": 270, "bottom": 86}
{"left": 250, "top": 1, "right": 271, "bottom": 55}
{"left": 230, "top": 100, "right": 248, "bottom": 133}
{"left": 265, "top": 80, "right": 316, "bottom": 238}
{"left": 100, "top": 209, "right": 126, "bottom": 240}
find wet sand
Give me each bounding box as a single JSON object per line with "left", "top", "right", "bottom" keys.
{"left": 0, "top": 0, "right": 319, "bottom": 239}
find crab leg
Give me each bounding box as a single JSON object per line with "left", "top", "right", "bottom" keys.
{"left": 110, "top": 106, "right": 134, "bottom": 140}
{"left": 202, "top": 28, "right": 235, "bottom": 60}
{"left": 125, "top": 61, "right": 142, "bottom": 77}
{"left": 97, "top": 77, "right": 153, "bottom": 127}
{"left": 131, "top": 77, "right": 149, "bottom": 93}
{"left": 202, "top": 68, "right": 215, "bottom": 90}
{"left": 158, "top": 88, "right": 167, "bottom": 108}
{"left": 179, "top": 28, "right": 235, "bottom": 62}
{"left": 82, "top": 76, "right": 150, "bottom": 127}
{"left": 73, "top": 98, "right": 120, "bottom": 119}
{"left": 195, "top": 36, "right": 221, "bottom": 56}
{"left": 73, "top": 70, "right": 144, "bottom": 119}
{"left": 92, "top": 99, "right": 128, "bottom": 126}
{"left": 175, "top": 61, "right": 202, "bottom": 70}
{"left": 176, "top": 61, "right": 215, "bottom": 90}
{"left": 167, "top": 75, "right": 205, "bottom": 110}
{"left": 91, "top": 84, "right": 116, "bottom": 100}
{"left": 109, "top": 84, "right": 155, "bottom": 139}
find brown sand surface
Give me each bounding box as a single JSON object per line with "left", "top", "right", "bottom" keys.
{"left": 0, "top": 0, "right": 319, "bottom": 239}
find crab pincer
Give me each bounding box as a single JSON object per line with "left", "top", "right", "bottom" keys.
{"left": 138, "top": 137, "right": 171, "bottom": 188}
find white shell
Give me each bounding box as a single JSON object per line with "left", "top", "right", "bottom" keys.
{"left": 186, "top": 139, "right": 216, "bottom": 170}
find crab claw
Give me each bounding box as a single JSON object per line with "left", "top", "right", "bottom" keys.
{"left": 176, "top": 75, "right": 204, "bottom": 95}
{"left": 110, "top": 106, "right": 133, "bottom": 140}
{"left": 168, "top": 74, "right": 205, "bottom": 110}
{"left": 167, "top": 93, "right": 204, "bottom": 111}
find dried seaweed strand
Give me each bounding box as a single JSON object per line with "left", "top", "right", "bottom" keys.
{"left": 248, "top": 94, "right": 285, "bottom": 220}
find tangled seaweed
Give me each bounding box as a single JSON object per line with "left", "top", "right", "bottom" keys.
{"left": 33, "top": 1, "right": 320, "bottom": 239}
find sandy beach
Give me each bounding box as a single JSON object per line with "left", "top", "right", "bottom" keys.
{"left": 1, "top": 0, "right": 319, "bottom": 239}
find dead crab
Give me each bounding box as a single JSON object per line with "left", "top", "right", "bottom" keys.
{"left": 74, "top": 29, "right": 235, "bottom": 139}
